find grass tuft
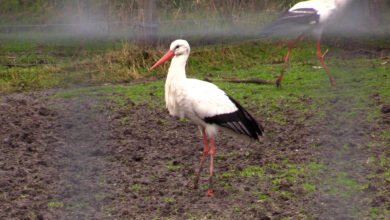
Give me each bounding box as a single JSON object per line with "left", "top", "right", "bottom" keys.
{"left": 239, "top": 165, "right": 264, "bottom": 177}
{"left": 47, "top": 201, "right": 64, "bottom": 208}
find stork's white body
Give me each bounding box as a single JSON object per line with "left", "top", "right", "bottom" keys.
{"left": 165, "top": 56, "right": 237, "bottom": 137}
{"left": 289, "top": 0, "right": 350, "bottom": 24}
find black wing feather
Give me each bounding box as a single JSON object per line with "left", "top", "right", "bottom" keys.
{"left": 204, "top": 95, "right": 264, "bottom": 140}
{"left": 276, "top": 8, "right": 319, "bottom": 25}
{"left": 261, "top": 8, "right": 319, "bottom": 37}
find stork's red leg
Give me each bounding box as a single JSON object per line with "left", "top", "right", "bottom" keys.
{"left": 316, "top": 39, "right": 336, "bottom": 87}
{"left": 194, "top": 128, "right": 209, "bottom": 189}
{"left": 276, "top": 34, "right": 304, "bottom": 87}
{"left": 207, "top": 137, "right": 216, "bottom": 196}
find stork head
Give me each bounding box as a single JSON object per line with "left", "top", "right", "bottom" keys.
{"left": 150, "top": 39, "right": 190, "bottom": 70}
{"left": 169, "top": 39, "right": 190, "bottom": 56}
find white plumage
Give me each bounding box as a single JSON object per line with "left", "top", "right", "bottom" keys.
{"left": 166, "top": 78, "right": 238, "bottom": 137}
{"left": 150, "top": 39, "right": 263, "bottom": 196}
{"left": 289, "top": 0, "right": 341, "bottom": 23}
{"left": 289, "top": 0, "right": 351, "bottom": 27}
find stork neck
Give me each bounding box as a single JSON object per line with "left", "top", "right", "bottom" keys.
{"left": 167, "top": 54, "right": 188, "bottom": 81}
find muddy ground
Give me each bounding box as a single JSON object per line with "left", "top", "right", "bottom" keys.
{"left": 0, "top": 87, "right": 389, "bottom": 219}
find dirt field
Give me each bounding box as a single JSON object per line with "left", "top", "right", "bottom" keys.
{"left": 0, "top": 85, "right": 389, "bottom": 219}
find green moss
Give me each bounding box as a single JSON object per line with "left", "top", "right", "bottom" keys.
{"left": 370, "top": 207, "right": 379, "bottom": 218}
{"left": 47, "top": 201, "right": 64, "bottom": 208}
{"left": 335, "top": 172, "right": 367, "bottom": 191}
{"left": 165, "top": 161, "right": 181, "bottom": 170}
{"left": 162, "top": 197, "right": 176, "bottom": 204}
{"left": 256, "top": 193, "right": 270, "bottom": 201}
{"left": 184, "top": 212, "right": 196, "bottom": 219}
{"left": 323, "top": 171, "right": 369, "bottom": 199}
{"left": 130, "top": 183, "right": 143, "bottom": 192}
{"left": 384, "top": 170, "right": 390, "bottom": 182}
{"left": 239, "top": 165, "right": 264, "bottom": 177}
{"left": 280, "top": 190, "right": 294, "bottom": 199}
{"left": 220, "top": 171, "right": 235, "bottom": 178}
{"left": 272, "top": 178, "right": 282, "bottom": 185}
{"left": 302, "top": 182, "right": 316, "bottom": 192}
{"left": 306, "top": 162, "right": 325, "bottom": 172}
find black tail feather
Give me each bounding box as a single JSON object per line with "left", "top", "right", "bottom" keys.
{"left": 204, "top": 96, "right": 264, "bottom": 140}
{"left": 228, "top": 96, "right": 264, "bottom": 138}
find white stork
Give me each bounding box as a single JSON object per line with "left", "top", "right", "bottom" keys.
{"left": 150, "top": 39, "right": 264, "bottom": 196}
{"left": 261, "top": 0, "right": 352, "bottom": 87}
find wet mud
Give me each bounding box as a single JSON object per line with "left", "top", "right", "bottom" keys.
{"left": 0, "top": 90, "right": 388, "bottom": 219}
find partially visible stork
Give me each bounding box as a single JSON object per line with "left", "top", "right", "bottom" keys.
{"left": 150, "top": 39, "right": 264, "bottom": 196}
{"left": 261, "top": 0, "right": 352, "bottom": 87}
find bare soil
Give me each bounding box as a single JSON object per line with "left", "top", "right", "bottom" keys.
{"left": 0, "top": 88, "right": 388, "bottom": 219}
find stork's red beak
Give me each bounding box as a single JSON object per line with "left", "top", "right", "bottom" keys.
{"left": 149, "top": 50, "right": 175, "bottom": 70}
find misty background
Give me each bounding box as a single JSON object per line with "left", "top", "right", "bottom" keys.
{"left": 0, "top": 0, "right": 389, "bottom": 44}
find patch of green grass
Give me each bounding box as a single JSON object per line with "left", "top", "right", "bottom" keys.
{"left": 220, "top": 171, "right": 235, "bottom": 178}
{"left": 47, "top": 201, "right": 64, "bottom": 208}
{"left": 324, "top": 171, "right": 369, "bottom": 199}
{"left": 68, "top": 201, "right": 87, "bottom": 210}
{"left": 370, "top": 207, "right": 379, "bottom": 218}
{"left": 184, "top": 212, "right": 196, "bottom": 219}
{"left": 285, "top": 163, "right": 300, "bottom": 175}
{"left": 302, "top": 182, "right": 316, "bottom": 192}
{"left": 256, "top": 193, "right": 270, "bottom": 201}
{"left": 380, "top": 130, "right": 390, "bottom": 143}
{"left": 306, "top": 162, "right": 325, "bottom": 173}
{"left": 130, "top": 183, "right": 143, "bottom": 192}
{"left": 335, "top": 172, "right": 368, "bottom": 191}
{"left": 233, "top": 206, "right": 242, "bottom": 213}
{"left": 260, "top": 161, "right": 325, "bottom": 197}
{"left": 271, "top": 177, "right": 283, "bottom": 185}
{"left": 0, "top": 65, "right": 62, "bottom": 92}
{"left": 162, "top": 197, "right": 176, "bottom": 203}
{"left": 239, "top": 165, "right": 264, "bottom": 177}
{"left": 280, "top": 190, "right": 294, "bottom": 199}
{"left": 384, "top": 170, "right": 390, "bottom": 182}
{"left": 165, "top": 161, "right": 181, "bottom": 170}
{"left": 101, "top": 205, "right": 115, "bottom": 214}
{"left": 0, "top": 40, "right": 160, "bottom": 93}
{"left": 26, "top": 211, "right": 38, "bottom": 220}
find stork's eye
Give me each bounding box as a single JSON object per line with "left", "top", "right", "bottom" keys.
{"left": 175, "top": 45, "right": 180, "bottom": 49}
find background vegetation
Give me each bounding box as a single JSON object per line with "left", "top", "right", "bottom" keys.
{"left": 0, "top": 0, "right": 388, "bottom": 25}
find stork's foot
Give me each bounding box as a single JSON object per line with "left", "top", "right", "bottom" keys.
{"left": 330, "top": 78, "right": 336, "bottom": 87}
{"left": 275, "top": 74, "right": 283, "bottom": 88}
{"left": 275, "top": 78, "right": 282, "bottom": 88}
{"left": 206, "top": 189, "right": 214, "bottom": 196}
